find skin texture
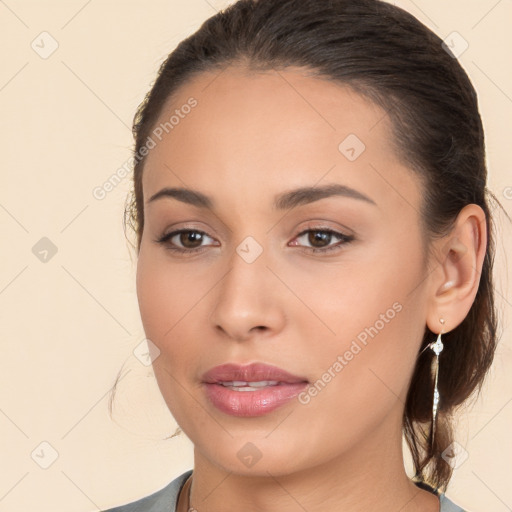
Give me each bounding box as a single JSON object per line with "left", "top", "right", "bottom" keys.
{"left": 135, "top": 66, "right": 487, "bottom": 512}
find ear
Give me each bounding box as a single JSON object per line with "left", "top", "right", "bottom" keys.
{"left": 425, "top": 204, "right": 488, "bottom": 335}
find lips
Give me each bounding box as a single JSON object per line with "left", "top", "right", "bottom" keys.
{"left": 201, "top": 362, "right": 308, "bottom": 385}
{"left": 201, "top": 362, "right": 309, "bottom": 417}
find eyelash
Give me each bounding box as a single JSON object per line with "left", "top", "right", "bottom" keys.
{"left": 154, "top": 227, "right": 355, "bottom": 255}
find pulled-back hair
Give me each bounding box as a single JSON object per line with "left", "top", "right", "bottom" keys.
{"left": 123, "top": 0, "right": 505, "bottom": 492}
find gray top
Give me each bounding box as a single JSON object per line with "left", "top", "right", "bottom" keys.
{"left": 101, "top": 469, "right": 469, "bottom": 511}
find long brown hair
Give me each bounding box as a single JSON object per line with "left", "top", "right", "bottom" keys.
{"left": 122, "top": 0, "right": 506, "bottom": 492}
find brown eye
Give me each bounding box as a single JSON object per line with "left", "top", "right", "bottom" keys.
{"left": 291, "top": 228, "right": 355, "bottom": 254}
{"left": 155, "top": 229, "right": 218, "bottom": 254}
{"left": 308, "top": 230, "right": 332, "bottom": 247}
{"left": 179, "top": 231, "right": 204, "bottom": 248}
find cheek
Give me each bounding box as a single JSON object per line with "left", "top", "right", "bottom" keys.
{"left": 136, "top": 247, "right": 206, "bottom": 340}
{"left": 135, "top": 247, "right": 217, "bottom": 394}
{"left": 293, "top": 303, "right": 421, "bottom": 461}
{"left": 135, "top": 253, "right": 197, "bottom": 408}
{"left": 285, "top": 242, "right": 426, "bottom": 402}
{"left": 284, "top": 224, "right": 425, "bottom": 341}
{"left": 271, "top": 258, "right": 402, "bottom": 344}
{"left": 136, "top": 258, "right": 172, "bottom": 340}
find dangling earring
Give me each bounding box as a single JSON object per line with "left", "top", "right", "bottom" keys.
{"left": 430, "top": 318, "right": 444, "bottom": 449}
{"left": 420, "top": 318, "right": 445, "bottom": 450}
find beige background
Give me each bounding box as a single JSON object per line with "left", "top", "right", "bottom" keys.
{"left": 1, "top": 0, "right": 511, "bottom": 510}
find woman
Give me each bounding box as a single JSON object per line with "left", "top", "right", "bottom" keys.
{"left": 104, "top": 0, "right": 502, "bottom": 510}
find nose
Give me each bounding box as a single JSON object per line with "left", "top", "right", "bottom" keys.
{"left": 208, "top": 245, "right": 286, "bottom": 342}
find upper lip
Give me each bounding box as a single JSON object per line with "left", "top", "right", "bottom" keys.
{"left": 202, "top": 362, "right": 309, "bottom": 384}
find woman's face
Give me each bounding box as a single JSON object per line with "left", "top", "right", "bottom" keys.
{"left": 136, "top": 66, "right": 434, "bottom": 476}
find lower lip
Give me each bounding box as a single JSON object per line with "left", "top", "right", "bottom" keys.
{"left": 203, "top": 382, "right": 308, "bottom": 417}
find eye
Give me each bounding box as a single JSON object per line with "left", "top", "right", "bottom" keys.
{"left": 155, "top": 229, "right": 219, "bottom": 254}
{"left": 154, "top": 227, "right": 354, "bottom": 255}
{"left": 289, "top": 228, "right": 354, "bottom": 254}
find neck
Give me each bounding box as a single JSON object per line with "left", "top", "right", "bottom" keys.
{"left": 183, "top": 408, "right": 439, "bottom": 512}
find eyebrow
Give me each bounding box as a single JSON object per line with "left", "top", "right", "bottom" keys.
{"left": 146, "top": 183, "right": 377, "bottom": 210}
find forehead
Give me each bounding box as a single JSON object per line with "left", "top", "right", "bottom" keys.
{"left": 141, "top": 66, "right": 421, "bottom": 216}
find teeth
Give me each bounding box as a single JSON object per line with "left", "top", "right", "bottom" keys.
{"left": 248, "top": 380, "right": 278, "bottom": 387}
{"left": 219, "top": 380, "right": 279, "bottom": 390}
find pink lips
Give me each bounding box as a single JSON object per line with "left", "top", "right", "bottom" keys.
{"left": 201, "top": 362, "right": 309, "bottom": 417}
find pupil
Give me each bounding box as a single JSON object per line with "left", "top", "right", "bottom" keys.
{"left": 181, "top": 232, "right": 202, "bottom": 248}
{"left": 309, "top": 231, "right": 330, "bottom": 247}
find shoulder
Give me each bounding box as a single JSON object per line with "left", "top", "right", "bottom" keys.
{"left": 413, "top": 480, "right": 469, "bottom": 512}
{"left": 439, "top": 492, "right": 470, "bottom": 512}
{"left": 101, "top": 469, "right": 193, "bottom": 512}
